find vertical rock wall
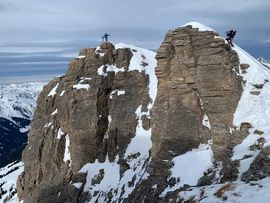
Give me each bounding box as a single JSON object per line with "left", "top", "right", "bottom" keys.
{"left": 127, "top": 26, "right": 244, "bottom": 203}
{"left": 17, "top": 43, "right": 153, "bottom": 203}
{"left": 152, "top": 26, "right": 242, "bottom": 163}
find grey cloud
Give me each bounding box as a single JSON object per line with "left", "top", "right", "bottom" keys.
{"left": 0, "top": 0, "right": 269, "bottom": 82}
{"left": 0, "top": 1, "right": 19, "bottom": 12}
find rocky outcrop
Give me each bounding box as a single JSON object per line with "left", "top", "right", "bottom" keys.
{"left": 152, "top": 25, "right": 242, "bottom": 163}
{"left": 127, "top": 25, "right": 244, "bottom": 202}
{"left": 242, "top": 146, "right": 270, "bottom": 182}
{"left": 17, "top": 24, "right": 269, "bottom": 203}
{"left": 17, "top": 42, "right": 155, "bottom": 203}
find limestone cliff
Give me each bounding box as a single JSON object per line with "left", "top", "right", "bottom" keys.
{"left": 16, "top": 23, "right": 270, "bottom": 203}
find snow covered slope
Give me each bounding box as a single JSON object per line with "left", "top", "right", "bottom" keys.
{"left": 181, "top": 42, "right": 270, "bottom": 202}
{"left": 258, "top": 57, "right": 270, "bottom": 69}
{"left": 0, "top": 161, "right": 23, "bottom": 202}
{"left": 181, "top": 21, "right": 215, "bottom": 32}
{"left": 230, "top": 45, "right": 270, "bottom": 179}
{"left": 0, "top": 82, "right": 45, "bottom": 167}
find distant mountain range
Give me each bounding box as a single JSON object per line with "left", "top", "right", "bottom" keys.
{"left": 0, "top": 82, "right": 45, "bottom": 167}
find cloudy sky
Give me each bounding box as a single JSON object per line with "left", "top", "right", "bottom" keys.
{"left": 0, "top": 0, "right": 269, "bottom": 84}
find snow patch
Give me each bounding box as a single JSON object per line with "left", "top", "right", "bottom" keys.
{"left": 73, "top": 84, "right": 90, "bottom": 90}
{"left": 63, "top": 134, "right": 71, "bottom": 164}
{"left": 80, "top": 156, "right": 120, "bottom": 203}
{"left": 124, "top": 105, "right": 152, "bottom": 158}
{"left": 95, "top": 46, "right": 105, "bottom": 57}
{"left": 108, "top": 115, "right": 112, "bottom": 126}
{"left": 181, "top": 22, "right": 215, "bottom": 32}
{"left": 60, "top": 90, "right": 65, "bottom": 96}
{"left": 109, "top": 90, "right": 126, "bottom": 99}
{"left": 81, "top": 77, "right": 91, "bottom": 81}
{"left": 202, "top": 113, "right": 211, "bottom": 130}
{"left": 72, "top": 77, "right": 92, "bottom": 91}
{"left": 0, "top": 162, "right": 24, "bottom": 202}
{"left": 57, "top": 128, "right": 65, "bottom": 140}
{"left": 19, "top": 125, "right": 30, "bottom": 133}
{"left": 161, "top": 143, "right": 213, "bottom": 197}
{"left": 73, "top": 182, "right": 83, "bottom": 189}
{"left": 102, "top": 115, "right": 112, "bottom": 140}
{"left": 117, "top": 90, "right": 125, "bottom": 96}
{"left": 44, "top": 122, "right": 52, "bottom": 128}
{"left": 77, "top": 55, "right": 86, "bottom": 59}
{"left": 51, "top": 109, "right": 58, "bottom": 115}
{"left": 109, "top": 90, "right": 116, "bottom": 99}
{"left": 97, "top": 64, "right": 125, "bottom": 76}
{"left": 48, "top": 83, "right": 59, "bottom": 97}
{"left": 196, "top": 91, "right": 211, "bottom": 130}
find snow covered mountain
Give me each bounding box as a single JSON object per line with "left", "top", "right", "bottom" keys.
{"left": 4, "top": 22, "right": 270, "bottom": 203}
{"left": 0, "top": 82, "right": 45, "bottom": 202}
{"left": 0, "top": 82, "right": 45, "bottom": 167}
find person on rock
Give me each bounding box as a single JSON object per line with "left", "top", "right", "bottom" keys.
{"left": 226, "top": 29, "right": 237, "bottom": 47}
{"left": 102, "top": 33, "right": 111, "bottom": 42}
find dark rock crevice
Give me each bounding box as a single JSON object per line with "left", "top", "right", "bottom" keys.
{"left": 96, "top": 73, "right": 114, "bottom": 162}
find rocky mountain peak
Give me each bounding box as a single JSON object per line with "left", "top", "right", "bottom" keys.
{"left": 16, "top": 41, "right": 157, "bottom": 202}
{"left": 13, "top": 23, "right": 270, "bottom": 203}
{"left": 151, "top": 23, "right": 242, "bottom": 172}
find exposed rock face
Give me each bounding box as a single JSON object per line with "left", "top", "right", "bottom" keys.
{"left": 152, "top": 26, "right": 246, "bottom": 187}
{"left": 242, "top": 146, "right": 270, "bottom": 182}
{"left": 18, "top": 24, "right": 269, "bottom": 203}
{"left": 152, "top": 25, "right": 242, "bottom": 163}
{"left": 127, "top": 25, "right": 244, "bottom": 202}
{"left": 17, "top": 42, "right": 155, "bottom": 202}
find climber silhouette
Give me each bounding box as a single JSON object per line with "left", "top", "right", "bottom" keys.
{"left": 102, "top": 33, "right": 111, "bottom": 42}
{"left": 226, "top": 29, "right": 236, "bottom": 47}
